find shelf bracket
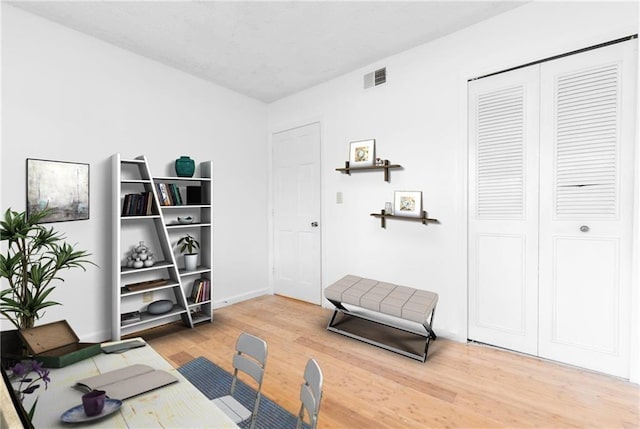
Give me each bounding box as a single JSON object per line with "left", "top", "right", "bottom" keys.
{"left": 383, "top": 160, "right": 390, "bottom": 182}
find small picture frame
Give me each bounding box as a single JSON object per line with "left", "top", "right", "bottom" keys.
{"left": 394, "top": 191, "right": 422, "bottom": 218}
{"left": 27, "top": 158, "right": 90, "bottom": 223}
{"left": 349, "top": 139, "right": 375, "bottom": 167}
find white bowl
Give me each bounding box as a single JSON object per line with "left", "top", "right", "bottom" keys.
{"left": 177, "top": 216, "right": 194, "bottom": 224}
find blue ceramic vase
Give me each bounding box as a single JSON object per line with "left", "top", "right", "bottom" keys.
{"left": 175, "top": 156, "right": 195, "bottom": 177}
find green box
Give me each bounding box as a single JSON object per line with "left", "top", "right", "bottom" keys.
{"left": 18, "top": 320, "right": 101, "bottom": 368}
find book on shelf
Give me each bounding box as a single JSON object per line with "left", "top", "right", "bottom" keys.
{"left": 121, "top": 310, "right": 141, "bottom": 325}
{"left": 121, "top": 192, "right": 153, "bottom": 216}
{"left": 145, "top": 191, "right": 154, "bottom": 215}
{"left": 155, "top": 183, "right": 184, "bottom": 206}
{"left": 156, "top": 183, "right": 172, "bottom": 206}
{"left": 166, "top": 184, "right": 175, "bottom": 206}
{"left": 190, "top": 278, "right": 210, "bottom": 303}
{"left": 168, "top": 183, "right": 183, "bottom": 205}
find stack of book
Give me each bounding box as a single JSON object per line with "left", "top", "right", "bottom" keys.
{"left": 122, "top": 192, "right": 154, "bottom": 216}
{"left": 156, "top": 183, "right": 184, "bottom": 206}
{"left": 190, "top": 279, "right": 210, "bottom": 303}
{"left": 125, "top": 279, "right": 168, "bottom": 292}
{"left": 121, "top": 310, "right": 141, "bottom": 325}
{"left": 189, "top": 307, "right": 206, "bottom": 320}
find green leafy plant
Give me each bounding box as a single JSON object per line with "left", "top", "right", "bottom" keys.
{"left": 0, "top": 208, "right": 95, "bottom": 330}
{"left": 177, "top": 234, "right": 200, "bottom": 255}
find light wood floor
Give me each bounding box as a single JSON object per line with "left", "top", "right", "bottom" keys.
{"left": 140, "top": 295, "right": 639, "bottom": 429}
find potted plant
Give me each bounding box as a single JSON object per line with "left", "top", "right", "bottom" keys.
{"left": 0, "top": 208, "right": 95, "bottom": 331}
{"left": 177, "top": 234, "right": 200, "bottom": 271}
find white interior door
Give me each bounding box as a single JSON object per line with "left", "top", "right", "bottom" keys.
{"left": 273, "top": 122, "right": 322, "bottom": 304}
{"left": 468, "top": 66, "right": 541, "bottom": 355}
{"left": 538, "top": 41, "right": 636, "bottom": 377}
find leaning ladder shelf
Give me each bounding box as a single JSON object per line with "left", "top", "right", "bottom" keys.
{"left": 112, "top": 154, "right": 213, "bottom": 340}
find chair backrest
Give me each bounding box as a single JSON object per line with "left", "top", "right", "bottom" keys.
{"left": 297, "top": 358, "right": 323, "bottom": 429}
{"left": 230, "top": 332, "right": 268, "bottom": 396}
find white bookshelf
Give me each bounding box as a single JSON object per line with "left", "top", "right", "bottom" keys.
{"left": 112, "top": 154, "right": 213, "bottom": 340}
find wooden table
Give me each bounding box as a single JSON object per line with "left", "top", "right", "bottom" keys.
{"left": 24, "top": 343, "right": 239, "bottom": 428}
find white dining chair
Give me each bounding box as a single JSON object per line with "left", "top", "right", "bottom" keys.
{"left": 212, "top": 332, "right": 267, "bottom": 429}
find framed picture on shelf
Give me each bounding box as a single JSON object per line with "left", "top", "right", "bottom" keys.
{"left": 26, "top": 158, "right": 90, "bottom": 223}
{"left": 349, "top": 139, "right": 375, "bottom": 167}
{"left": 394, "top": 191, "right": 422, "bottom": 218}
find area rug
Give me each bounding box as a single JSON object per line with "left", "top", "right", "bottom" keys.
{"left": 178, "top": 356, "right": 309, "bottom": 429}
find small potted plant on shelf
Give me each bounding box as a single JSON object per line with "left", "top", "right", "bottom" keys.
{"left": 177, "top": 234, "right": 200, "bottom": 271}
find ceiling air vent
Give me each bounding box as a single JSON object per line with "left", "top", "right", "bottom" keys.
{"left": 364, "top": 67, "right": 387, "bottom": 89}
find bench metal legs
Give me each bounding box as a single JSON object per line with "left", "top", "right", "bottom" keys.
{"left": 326, "top": 300, "right": 437, "bottom": 363}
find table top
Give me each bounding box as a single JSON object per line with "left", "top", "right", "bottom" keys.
{"left": 24, "top": 342, "right": 239, "bottom": 428}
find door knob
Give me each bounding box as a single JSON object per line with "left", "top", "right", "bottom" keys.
{"left": 580, "top": 225, "right": 590, "bottom": 232}
{"left": 311, "top": 221, "right": 319, "bottom": 227}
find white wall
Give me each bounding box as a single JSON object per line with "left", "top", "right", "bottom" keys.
{"left": 268, "top": 1, "right": 639, "bottom": 378}
{"left": 2, "top": 1, "right": 638, "bottom": 381}
{"left": 0, "top": 6, "right": 270, "bottom": 340}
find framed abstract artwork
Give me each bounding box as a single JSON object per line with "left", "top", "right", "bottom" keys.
{"left": 27, "top": 158, "right": 90, "bottom": 223}
{"left": 394, "top": 191, "right": 422, "bottom": 218}
{"left": 349, "top": 139, "right": 375, "bottom": 167}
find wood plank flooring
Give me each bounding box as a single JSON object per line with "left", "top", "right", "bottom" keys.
{"left": 139, "top": 295, "right": 639, "bottom": 429}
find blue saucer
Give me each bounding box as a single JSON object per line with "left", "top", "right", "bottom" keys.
{"left": 61, "top": 398, "right": 123, "bottom": 423}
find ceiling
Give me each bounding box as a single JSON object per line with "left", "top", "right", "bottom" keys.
{"left": 8, "top": 1, "right": 525, "bottom": 103}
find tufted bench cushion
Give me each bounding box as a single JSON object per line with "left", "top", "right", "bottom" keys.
{"left": 325, "top": 275, "right": 438, "bottom": 362}
{"left": 324, "top": 275, "right": 438, "bottom": 325}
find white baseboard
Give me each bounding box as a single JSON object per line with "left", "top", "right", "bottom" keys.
{"left": 84, "top": 329, "right": 113, "bottom": 343}
{"left": 213, "top": 288, "right": 271, "bottom": 309}
{"left": 435, "top": 329, "right": 466, "bottom": 343}
{"left": 82, "top": 290, "right": 271, "bottom": 342}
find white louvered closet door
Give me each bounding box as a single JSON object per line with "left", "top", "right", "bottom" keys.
{"left": 468, "top": 65, "right": 541, "bottom": 355}
{"left": 469, "top": 39, "right": 636, "bottom": 377}
{"left": 538, "top": 41, "right": 636, "bottom": 377}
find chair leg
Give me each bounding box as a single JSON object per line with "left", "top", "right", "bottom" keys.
{"left": 249, "top": 393, "right": 262, "bottom": 429}
{"left": 296, "top": 403, "right": 305, "bottom": 429}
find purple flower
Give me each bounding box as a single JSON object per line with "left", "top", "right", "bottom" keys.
{"left": 30, "top": 360, "right": 43, "bottom": 374}
{"left": 41, "top": 369, "right": 50, "bottom": 385}
{"left": 10, "top": 361, "right": 29, "bottom": 377}
{"left": 8, "top": 359, "right": 51, "bottom": 420}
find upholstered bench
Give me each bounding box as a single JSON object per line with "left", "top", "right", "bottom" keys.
{"left": 325, "top": 275, "right": 438, "bottom": 362}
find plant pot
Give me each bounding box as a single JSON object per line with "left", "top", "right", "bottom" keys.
{"left": 184, "top": 254, "right": 198, "bottom": 271}
{"left": 1, "top": 330, "right": 27, "bottom": 368}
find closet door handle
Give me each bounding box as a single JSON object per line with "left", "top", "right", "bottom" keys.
{"left": 580, "top": 225, "right": 590, "bottom": 232}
